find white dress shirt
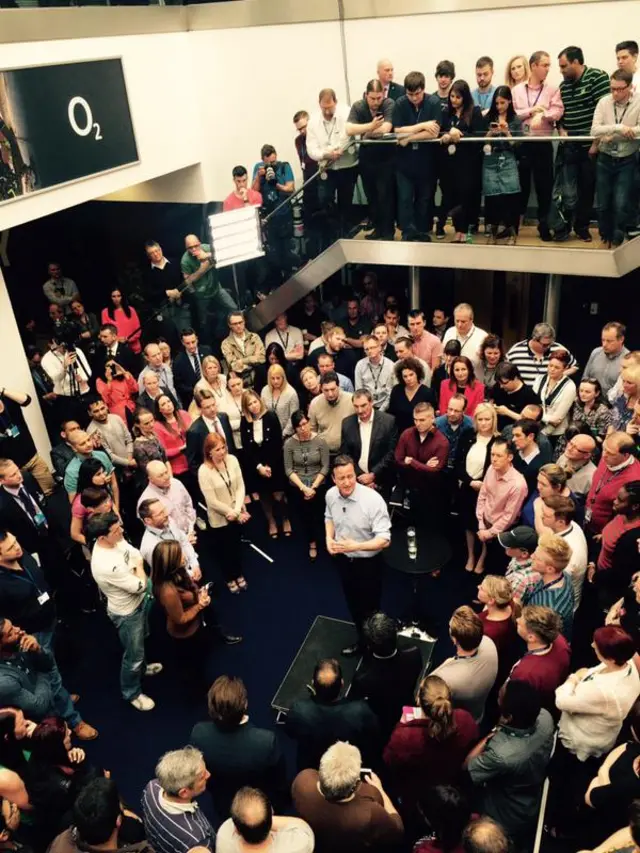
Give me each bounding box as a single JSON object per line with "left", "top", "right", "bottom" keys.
{"left": 137, "top": 478, "right": 196, "bottom": 535}
{"left": 306, "top": 104, "right": 358, "bottom": 170}
{"left": 442, "top": 325, "right": 489, "bottom": 374}
{"left": 358, "top": 414, "right": 374, "bottom": 473}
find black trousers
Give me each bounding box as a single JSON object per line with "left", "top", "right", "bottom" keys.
{"left": 208, "top": 522, "right": 243, "bottom": 582}
{"left": 518, "top": 140, "right": 554, "bottom": 227}
{"left": 485, "top": 193, "right": 521, "bottom": 231}
{"left": 397, "top": 169, "right": 435, "bottom": 237}
{"left": 335, "top": 553, "right": 383, "bottom": 638}
{"left": 317, "top": 167, "right": 358, "bottom": 246}
{"left": 359, "top": 159, "right": 395, "bottom": 238}
{"left": 289, "top": 485, "right": 326, "bottom": 546}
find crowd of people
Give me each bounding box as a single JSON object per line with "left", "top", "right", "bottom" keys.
{"left": 1, "top": 247, "right": 640, "bottom": 853}
{"left": 223, "top": 42, "right": 640, "bottom": 261}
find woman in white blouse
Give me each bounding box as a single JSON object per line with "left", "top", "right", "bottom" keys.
{"left": 198, "top": 432, "right": 250, "bottom": 594}
{"left": 188, "top": 355, "right": 227, "bottom": 419}
{"left": 533, "top": 349, "right": 577, "bottom": 446}
{"left": 260, "top": 364, "right": 299, "bottom": 438}
{"left": 217, "top": 372, "right": 244, "bottom": 452}
{"left": 555, "top": 625, "right": 640, "bottom": 762}
{"left": 455, "top": 403, "right": 500, "bottom": 574}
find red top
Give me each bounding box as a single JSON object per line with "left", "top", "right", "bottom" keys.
{"left": 509, "top": 636, "right": 571, "bottom": 717}
{"left": 96, "top": 374, "right": 139, "bottom": 424}
{"left": 439, "top": 380, "right": 486, "bottom": 416}
{"left": 586, "top": 457, "right": 640, "bottom": 534}
{"left": 223, "top": 189, "right": 263, "bottom": 211}
{"left": 394, "top": 427, "right": 450, "bottom": 490}
{"left": 100, "top": 307, "right": 142, "bottom": 353}
{"left": 598, "top": 514, "right": 640, "bottom": 571}
{"left": 153, "top": 412, "right": 192, "bottom": 475}
{"left": 383, "top": 709, "right": 479, "bottom": 807}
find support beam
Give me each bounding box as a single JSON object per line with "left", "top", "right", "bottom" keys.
{"left": 409, "top": 267, "right": 420, "bottom": 310}
{"left": 543, "top": 273, "right": 562, "bottom": 330}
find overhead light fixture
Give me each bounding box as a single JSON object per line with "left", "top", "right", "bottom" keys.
{"left": 208, "top": 205, "right": 265, "bottom": 268}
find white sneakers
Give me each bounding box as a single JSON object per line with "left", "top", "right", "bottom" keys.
{"left": 145, "top": 663, "right": 163, "bottom": 676}
{"left": 131, "top": 694, "right": 155, "bottom": 712}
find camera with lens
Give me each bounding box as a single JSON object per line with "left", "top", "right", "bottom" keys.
{"left": 52, "top": 317, "right": 78, "bottom": 350}
{"left": 265, "top": 163, "right": 279, "bottom": 183}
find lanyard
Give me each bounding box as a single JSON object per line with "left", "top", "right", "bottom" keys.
{"left": 1, "top": 562, "right": 44, "bottom": 595}
{"left": 269, "top": 391, "right": 281, "bottom": 413}
{"left": 457, "top": 329, "right": 474, "bottom": 353}
{"left": 276, "top": 329, "right": 289, "bottom": 351}
{"left": 368, "top": 362, "right": 384, "bottom": 390}
{"left": 614, "top": 102, "right": 630, "bottom": 124}
{"left": 525, "top": 84, "right": 543, "bottom": 109}
{"left": 323, "top": 117, "right": 337, "bottom": 144}
{"left": 215, "top": 462, "right": 234, "bottom": 500}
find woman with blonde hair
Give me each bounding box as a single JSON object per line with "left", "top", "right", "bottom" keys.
{"left": 241, "top": 389, "right": 290, "bottom": 538}
{"left": 456, "top": 402, "right": 499, "bottom": 573}
{"left": 188, "top": 355, "right": 228, "bottom": 418}
{"left": 198, "top": 433, "right": 249, "bottom": 593}
{"left": 611, "top": 363, "right": 640, "bottom": 433}
{"left": 384, "top": 675, "right": 479, "bottom": 813}
{"left": 505, "top": 55, "right": 530, "bottom": 88}
{"left": 477, "top": 575, "right": 519, "bottom": 684}
{"left": 261, "top": 363, "right": 300, "bottom": 438}
{"left": 300, "top": 366, "right": 322, "bottom": 413}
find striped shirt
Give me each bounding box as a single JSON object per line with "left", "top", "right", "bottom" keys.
{"left": 523, "top": 571, "right": 575, "bottom": 639}
{"left": 506, "top": 339, "right": 577, "bottom": 388}
{"left": 142, "top": 779, "right": 216, "bottom": 853}
{"left": 559, "top": 66, "right": 610, "bottom": 137}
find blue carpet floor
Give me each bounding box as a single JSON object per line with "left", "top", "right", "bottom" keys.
{"left": 56, "top": 513, "right": 479, "bottom": 820}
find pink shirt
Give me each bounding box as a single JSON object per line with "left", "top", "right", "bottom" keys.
{"left": 439, "top": 380, "right": 486, "bottom": 416}
{"left": 100, "top": 307, "right": 142, "bottom": 353}
{"left": 223, "top": 189, "right": 263, "bottom": 211}
{"left": 512, "top": 81, "right": 564, "bottom": 135}
{"left": 411, "top": 331, "right": 443, "bottom": 371}
{"left": 153, "top": 412, "right": 192, "bottom": 475}
{"left": 476, "top": 465, "right": 528, "bottom": 537}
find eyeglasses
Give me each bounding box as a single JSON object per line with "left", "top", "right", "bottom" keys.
{"left": 611, "top": 85, "right": 629, "bottom": 92}
{"left": 567, "top": 440, "right": 590, "bottom": 455}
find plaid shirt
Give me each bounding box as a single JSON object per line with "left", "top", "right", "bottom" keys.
{"left": 506, "top": 558, "right": 541, "bottom": 601}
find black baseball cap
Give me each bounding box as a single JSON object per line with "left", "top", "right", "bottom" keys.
{"left": 498, "top": 526, "right": 538, "bottom": 553}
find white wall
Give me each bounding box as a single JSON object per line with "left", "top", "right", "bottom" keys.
{"left": 0, "top": 31, "right": 204, "bottom": 232}
{"left": 0, "top": 267, "right": 51, "bottom": 462}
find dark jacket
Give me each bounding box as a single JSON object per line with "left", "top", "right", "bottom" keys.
{"left": 240, "top": 411, "right": 286, "bottom": 490}
{"left": 190, "top": 720, "right": 287, "bottom": 816}
{"left": 0, "top": 472, "right": 50, "bottom": 556}
{"left": 0, "top": 395, "right": 37, "bottom": 468}
{"left": 137, "top": 388, "right": 180, "bottom": 415}
{"left": 186, "top": 413, "right": 234, "bottom": 476}
{"left": 0, "top": 552, "right": 55, "bottom": 634}
{"left": 93, "top": 341, "right": 139, "bottom": 378}
{"left": 51, "top": 442, "right": 76, "bottom": 482}
{"left": 455, "top": 431, "right": 496, "bottom": 487}
{"left": 340, "top": 412, "right": 398, "bottom": 484}
{"left": 285, "top": 696, "right": 381, "bottom": 771}
{"left": 172, "top": 346, "right": 213, "bottom": 409}
{"left": 386, "top": 81, "right": 406, "bottom": 101}
{"left": 0, "top": 647, "right": 54, "bottom": 720}
{"left": 350, "top": 645, "right": 423, "bottom": 738}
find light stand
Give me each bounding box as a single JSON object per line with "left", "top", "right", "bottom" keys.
{"left": 208, "top": 204, "right": 265, "bottom": 269}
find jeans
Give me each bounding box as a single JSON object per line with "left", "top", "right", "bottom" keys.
{"left": 550, "top": 142, "right": 596, "bottom": 232}
{"left": 35, "top": 629, "right": 81, "bottom": 728}
{"left": 193, "top": 287, "right": 237, "bottom": 348}
{"left": 595, "top": 152, "right": 637, "bottom": 244}
{"left": 108, "top": 597, "right": 151, "bottom": 701}
{"left": 396, "top": 170, "right": 434, "bottom": 237}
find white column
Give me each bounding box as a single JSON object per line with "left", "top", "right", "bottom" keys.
{"left": 0, "top": 267, "right": 51, "bottom": 464}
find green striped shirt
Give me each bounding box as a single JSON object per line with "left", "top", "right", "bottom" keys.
{"left": 559, "top": 66, "right": 610, "bottom": 136}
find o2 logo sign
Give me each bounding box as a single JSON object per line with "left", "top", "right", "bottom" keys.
{"left": 67, "top": 96, "right": 103, "bottom": 141}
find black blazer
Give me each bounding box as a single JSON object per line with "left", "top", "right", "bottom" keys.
{"left": 137, "top": 388, "right": 180, "bottom": 415}
{"left": 455, "top": 430, "right": 496, "bottom": 487}
{"left": 285, "top": 697, "right": 381, "bottom": 771}
{"left": 240, "top": 410, "right": 284, "bottom": 473}
{"left": 340, "top": 412, "right": 398, "bottom": 482}
{"left": 186, "top": 413, "right": 234, "bottom": 475}
{"left": 0, "top": 472, "right": 50, "bottom": 556}
{"left": 172, "top": 346, "right": 213, "bottom": 409}
{"left": 93, "top": 341, "right": 139, "bottom": 378}
{"left": 387, "top": 81, "right": 406, "bottom": 101}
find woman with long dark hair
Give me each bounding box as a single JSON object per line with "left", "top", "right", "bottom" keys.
{"left": 439, "top": 80, "right": 484, "bottom": 243}
{"left": 132, "top": 407, "right": 169, "bottom": 488}
{"left": 153, "top": 395, "right": 191, "bottom": 482}
{"left": 100, "top": 288, "right": 142, "bottom": 354}
{"left": 0, "top": 709, "right": 33, "bottom": 811}
{"left": 414, "top": 786, "right": 473, "bottom": 853}
{"left": 438, "top": 356, "right": 485, "bottom": 416}
{"left": 482, "top": 86, "right": 523, "bottom": 244}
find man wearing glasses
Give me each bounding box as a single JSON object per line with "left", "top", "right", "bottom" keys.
{"left": 556, "top": 434, "right": 597, "bottom": 498}
{"left": 220, "top": 311, "right": 266, "bottom": 388}
{"left": 180, "top": 234, "right": 238, "bottom": 347}
{"left": 591, "top": 69, "right": 640, "bottom": 248}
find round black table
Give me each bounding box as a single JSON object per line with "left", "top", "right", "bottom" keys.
{"left": 384, "top": 522, "right": 452, "bottom": 630}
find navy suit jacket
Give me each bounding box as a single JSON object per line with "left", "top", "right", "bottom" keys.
{"left": 0, "top": 472, "right": 49, "bottom": 556}
{"left": 173, "top": 346, "right": 213, "bottom": 409}
{"left": 186, "top": 413, "right": 234, "bottom": 475}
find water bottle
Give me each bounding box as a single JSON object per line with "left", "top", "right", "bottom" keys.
{"left": 407, "top": 527, "right": 417, "bottom": 560}
{"left": 465, "top": 228, "right": 473, "bottom": 244}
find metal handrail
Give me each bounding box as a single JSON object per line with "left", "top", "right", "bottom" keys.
{"left": 360, "top": 134, "right": 596, "bottom": 144}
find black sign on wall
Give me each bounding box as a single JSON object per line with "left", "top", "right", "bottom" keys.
{"left": 0, "top": 58, "right": 138, "bottom": 204}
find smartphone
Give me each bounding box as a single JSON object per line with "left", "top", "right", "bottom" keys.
{"left": 360, "top": 768, "right": 372, "bottom": 780}
{"left": 202, "top": 582, "right": 213, "bottom": 594}
{"left": 490, "top": 122, "right": 499, "bottom": 129}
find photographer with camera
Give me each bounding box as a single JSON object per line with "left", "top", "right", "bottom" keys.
{"left": 95, "top": 359, "right": 138, "bottom": 426}
{"left": 41, "top": 336, "right": 92, "bottom": 425}
{"left": 252, "top": 144, "right": 297, "bottom": 290}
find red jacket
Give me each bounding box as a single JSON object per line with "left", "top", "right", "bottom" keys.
{"left": 439, "top": 380, "right": 486, "bottom": 416}
{"left": 586, "top": 457, "right": 640, "bottom": 534}
{"left": 394, "top": 427, "right": 449, "bottom": 490}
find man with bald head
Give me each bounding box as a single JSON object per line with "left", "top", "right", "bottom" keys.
{"left": 137, "top": 343, "right": 177, "bottom": 399}
{"left": 285, "top": 658, "right": 380, "bottom": 771}
{"left": 63, "top": 430, "right": 118, "bottom": 507}
{"left": 557, "top": 434, "right": 597, "bottom": 497}
{"left": 586, "top": 432, "right": 640, "bottom": 534}
{"left": 137, "top": 461, "right": 196, "bottom": 538}
{"left": 217, "top": 788, "right": 314, "bottom": 853}
{"left": 180, "top": 233, "right": 237, "bottom": 347}
{"left": 376, "top": 58, "right": 405, "bottom": 101}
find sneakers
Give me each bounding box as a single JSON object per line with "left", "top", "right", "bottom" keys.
{"left": 574, "top": 228, "right": 593, "bottom": 242}
{"left": 73, "top": 721, "right": 98, "bottom": 740}
{"left": 145, "top": 663, "right": 163, "bottom": 676}
{"left": 130, "top": 694, "right": 155, "bottom": 712}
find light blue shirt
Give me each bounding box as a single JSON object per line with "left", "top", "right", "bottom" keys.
{"left": 63, "top": 450, "right": 114, "bottom": 495}
{"left": 325, "top": 482, "right": 391, "bottom": 559}
{"left": 139, "top": 520, "right": 199, "bottom": 574}
{"left": 137, "top": 364, "right": 177, "bottom": 399}
{"left": 337, "top": 373, "right": 354, "bottom": 394}
{"left": 472, "top": 85, "right": 496, "bottom": 111}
